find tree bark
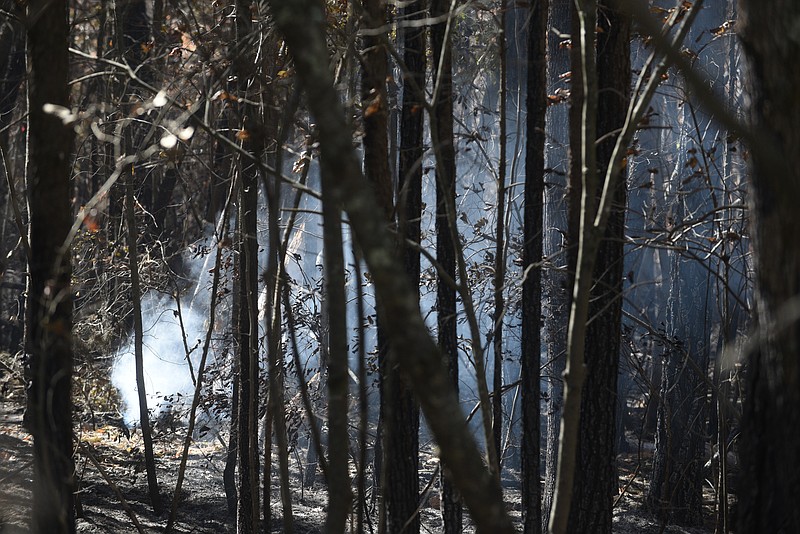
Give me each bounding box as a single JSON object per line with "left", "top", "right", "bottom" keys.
{"left": 320, "top": 175, "right": 352, "bottom": 533}
{"left": 361, "top": 1, "right": 420, "bottom": 532}
{"left": 429, "top": 0, "right": 464, "bottom": 530}
{"left": 236, "top": 161, "right": 260, "bottom": 533}
{"left": 492, "top": 0, "right": 508, "bottom": 472}
{"left": 566, "top": 2, "right": 630, "bottom": 531}
{"left": 548, "top": 1, "right": 597, "bottom": 531}
{"left": 522, "top": 2, "right": 548, "bottom": 533}
{"left": 124, "top": 175, "right": 162, "bottom": 514}
{"left": 737, "top": 1, "right": 800, "bottom": 531}
{"left": 25, "top": 0, "right": 76, "bottom": 531}
{"left": 234, "top": 1, "right": 262, "bottom": 531}
{"left": 542, "top": 2, "right": 573, "bottom": 525}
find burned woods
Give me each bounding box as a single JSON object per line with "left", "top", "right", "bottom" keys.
{"left": 0, "top": 0, "right": 798, "bottom": 533}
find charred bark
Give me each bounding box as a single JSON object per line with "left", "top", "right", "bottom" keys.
{"left": 522, "top": 1, "right": 548, "bottom": 533}
{"left": 361, "top": 1, "right": 420, "bottom": 532}
{"left": 566, "top": 2, "right": 630, "bottom": 532}
{"left": 25, "top": 0, "right": 76, "bottom": 531}
{"left": 430, "top": 0, "right": 463, "bottom": 530}
{"left": 737, "top": 2, "right": 800, "bottom": 530}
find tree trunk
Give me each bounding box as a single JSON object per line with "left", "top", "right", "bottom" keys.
{"left": 224, "top": 342, "right": 240, "bottom": 516}
{"left": 566, "top": 2, "right": 630, "bottom": 531}
{"left": 491, "top": 0, "right": 508, "bottom": 472}
{"left": 737, "top": 2, "right": 800, "bottom": 530}
{"left": 548, "top": 1, "right": 598, "bottom": 531}
{"left": 541, "top": 1, "right": 573, "bottom": 524}
{"left": 646, "top": 235, "right": 708, "bottom": 526}
{"left": 236, "top": 161, "right": 260, "bottom": 533}
{"left": 362, "top": 1, "right": 420, "bottom": 532}
{"left": 116, "top": 2, "right": 161, "bottom": 509}
{"left": 321, "top": 156, "right": 352, "bottom": 534}
{"left": 25, "top": 0, "right": 76, "bottom": 531}
{"left": 522, "top": 1, "right": 548, "bottom": 532}
{"left": 234, "top": 1, "right": 262, "bottom": 530}
{"left": 646, "top": 6, "right": 721, "bottom": 519}
{"left": 430, "top": 0, "right": 463, "bottom": 530}
{"left": 125, "top": 175, "right": 162, "bottom": 514}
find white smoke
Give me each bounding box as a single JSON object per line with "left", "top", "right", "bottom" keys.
{"left": 110, "top": 291, "right": 207, "bottom": 425}
{"left": 111, "top": 234, "right": 226, "bottom": 426}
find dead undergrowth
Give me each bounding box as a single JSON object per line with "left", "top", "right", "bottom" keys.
{"left": 0, "top": 352, "right": 718, "bottom": 533}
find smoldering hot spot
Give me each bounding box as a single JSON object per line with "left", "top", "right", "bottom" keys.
{"left": 111, "top": 235, "right": 229, "bottom": 427}
{"left": 110, "top": 291, "right": 207, "bottom": 426}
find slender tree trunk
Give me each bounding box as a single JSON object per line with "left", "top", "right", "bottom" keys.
{"left": 647, "top": 230, "right": 709, "bottom": 526}
{"left": 25, "top": 1, "right": 75, "bottom": 531}
{"left": 262, "top": 45, "right": 294, "bottom": 530}
{"left": 361, "top": 1, "right": 419, "bottom": 532}
{"left": 647, "top": 8, "right": 718, "bottom": 521}
{"left": 125, "top": 176, "right": 162, "bottom": 514}
{"left": 429, "top": 0, "right": 463, "bottom": 530}
{"left": 541, "top": 2, "right": 574, "bottom": 525}
{"left": 548, "top": 1, "right": 598, "bottom": 531}
{"left": 234, "top": 1, "right": 262, "bottom": 531}
{"left": 321, "top": 168, "right": 352, "bottom": 534}
{"left": 492, "top": 0, "right": 509, "bottom": 471}
{"left": 522, "top": 2, "right": 548, "bottom": 533}
{"left": 391, "top": 1, "right": 425, "bottom": 530}
{"left": 566, "top": 2, "right": 630, "bottom": 532}
{"left": 225, "top": 358, "right": 240, "bottom": 516}
{"left": 116, "top": 1, "right": 160, "bottom": 508}
{"left": 236, "top": 159, "right": 260, "bottom": 534}
{"left": 353, "top": 247, "right": 371, "bottom": 534}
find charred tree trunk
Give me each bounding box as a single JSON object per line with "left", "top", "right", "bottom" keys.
{"left": 25, "top": 0, "right": 76, "bottom": 531}
{"left": 236, "top": 160, "right": 260, "bottom": 533}
{"left": 262, "top": 41, "right": 294, "bottom": 534}
{"left": 321, "top": 149, "right": 352, "bottom": 534}
{"left": 234, "top": 1, "right": 262, "bottom": 531}
{"left": 548, "top": 0, "right": 598, "bottom": 530}
{"left": 391, "top": 2, "right": 426, "bottom": 528}
{"left": 491, "top": 0, "right": 508, "bottom": 471}
{"left": 125, "top": 175, "right": 162, "bottom": 514}
{"left": 646, "top": 236, "right": 709, "bottom": 526}
{"left": 430, "top": 0, "right": 462, "bottom": 530}
{"left": 115, "top": 0, "right": 160, "bottom": 504}
{"left": 224, "top": 316, "right": 240, "bottom": 517}
{"left": 737, "top": 2, "right": 800, "bottom": 532}
{"left": 566, "top": 2, "right": 630, "bottom": 532}
{"left": 541, "top": 1, "right": 574, "bottom": 524}
{"left": 522, "top": 1, "right": 548, "bottom": 533}
{"left": 361, "top": 1, "right": 419, "bottom": 532}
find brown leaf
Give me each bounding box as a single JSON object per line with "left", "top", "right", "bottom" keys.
{"left": 364, "top": 93, "right": 383, "bottom": 118}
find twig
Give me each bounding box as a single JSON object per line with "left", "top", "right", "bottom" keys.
{"left": 76, "top": 440, "right": 147, "bottom": 534}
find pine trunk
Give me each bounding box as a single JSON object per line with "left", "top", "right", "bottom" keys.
{"left": 737, "top": 1, "right": 800, "bottom": 530}
{"left": 566, "top": 2, "right": 630, "bottom": 531}
{"left": 522, "top": 1, "right": 548, "bottom": 532}
{"left": 26, "top": 0, "right": 76, "bottom": 531}
{"left": 430, "top": 0, "right": 462, "bottom": 530}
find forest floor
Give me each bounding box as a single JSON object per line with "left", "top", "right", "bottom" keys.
{"left": 1, "top": 376, "right": 717, "bottom": 533}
